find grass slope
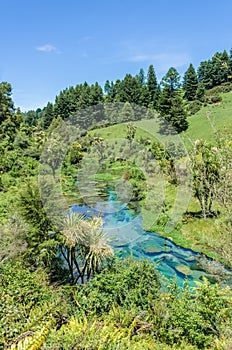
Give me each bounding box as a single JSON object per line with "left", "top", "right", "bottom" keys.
{"left": 91, "top": 92, "right": 232, "bottom": 146}
{"left": 182, "top": 91, "right": 232, "bottom": 147}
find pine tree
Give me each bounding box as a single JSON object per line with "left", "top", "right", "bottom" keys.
{"left": 197, "top": 60, "right": 214, "bottom": 89}
{"left": 104, "top": 80, "right": 117, "bottom": 102}
{"left": 90, "top": 82, "right": 104, "bottom": 105}
{"left": 229, "top": 48, "right": 232, "bottom": 77}
{"left": 116, "top": 74, "right": 146, "bottom": 105}
{"left": 183, "top": 64, "right": 198, "bottom": 101}
{"left": 136, "top": 68, "right": 146, "bottom": 85}
{"left": 211, "top": 51, "right": 230, "bottom": 86}
{"left": 147, "top": 65, "right": 159, "bottom": 109}
{"left": 195, "top": 82, "right": 205, "bottom": 102}
{"left": 41, "top": 102, "right": 54, "bottom": 129}
{"left": 159, "top": 67, "right": 188, "bottom": 133}
{"left": 0, "top": 82, "right": 14, "bottom": 124}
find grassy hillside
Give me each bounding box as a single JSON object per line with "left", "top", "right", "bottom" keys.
{"left": 182, "top": 91, "right": 232, "bottom": 147}
{"left": 90, "top": 91, "right": 232, "bottom": 147}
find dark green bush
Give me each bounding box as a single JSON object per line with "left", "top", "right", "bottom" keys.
{"left": 188, "top": 100, "right": 202, "bottom": 115}
{"left": 75, "top": 258, "right": 161, "bottom": 315}
{"left": 205, "top": 93, "right": 222, "bottom": 104}
{"left": 207, "top": 82, "right": 232, "bottom": 94}
{"left": 150, "top": 279, "right": 232, "bottom": 348}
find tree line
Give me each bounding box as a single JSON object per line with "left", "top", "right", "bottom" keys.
{"left": 0, "top": 47, "right": 226, "bottom": 134}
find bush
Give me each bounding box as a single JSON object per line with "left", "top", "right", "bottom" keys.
{"left": 0, "top": 261, "right": 71, "bottom": 347}
{"left": 188, "top": 100, "right": 202, "bottom": 115}
{"left": 205, "top": 93, "right": 222, "bottom": 104}
{"left": 208, "top": 82, "right": 232, "bottom": 94}
{"left": 75, "top": 258, "right": 161, "bottom": 315}
{"left": 150, "top": 278, "right": 232, "bottom": 348}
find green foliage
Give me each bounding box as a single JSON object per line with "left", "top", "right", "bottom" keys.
{"left": 2, "top": 49, "right": 232, "bottom": 350}
{"left": 75, "top": 258, "right": 160, "bottom": 315}
{"left": 61, "top": 213, "right": 113, "bottom": 284}
{"left": 205, "top": 92, "right": 222, "bottom": 104}
{"left": 198, "top": 50, "right": 231, "bottom": 90}
{"left": 114, "top": 74, "right": 149, "bottom": 106}
{"left": 126, "top": 122, "right": 137, "bottom": 142}
{"left": 68, "top": 141, "right": 83, "bottom": 164}
{"left": 18, "top": 180, "right": 59, "bottom": 266}
{"left": 40, "top": 102, "right": 54, "bottom": 129}
{"left": 187, "top": 100, "right": 202, "bottom": 115}
{"left": 183, "top": 63, "right": 198, "bottom": 101}
{"left": 159, "top": 67, "right": 188, "bottom": 133}
{"left": 147, "top": 64, "right": 160, "bottom": 109}
{"left": 0, "top": 81, "right": 14, "bottom": 124}
{"left": 149, "top": 278, "right": 232, "bottom": 348}
{"left": 45, "top": 271, "right": 232, "bottom": 350}
{"left": 47, "top": 312, "right": 195, "bottom": 350}
{"left": 191, "top": 140, "right": 220, "bottom": 218}
{"left": 0, "top": 261, "right": 71, "bottom": 347}
{"left": 0, "top": 213, "right": 28, "bottom": 263}
{"left": 53, "top": 82, "right": 103, "bottom": 120}
{"left": 195, "top": 82, "right": 206, "bottom": 102}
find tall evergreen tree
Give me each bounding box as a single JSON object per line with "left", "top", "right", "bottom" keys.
{"left": 229, "top": 48, "right": 232, "bottom": 77}
{"left": 136, "top": 68, "right": 146, "bottom": 85}
{"left": 198, "top": 51, "right": 230, "bottom": 89}
{"left": 197, "top": 60, "right": 214, "bottom": 89}
{"left": 147, "top": 65, "right": 159, "bottom": 109}
{"left": 0, "top": 82, "right": 14, "bottom": 124}
{"left": 24, "top": 110, "right": 37, "bottom": 126}
{"left": 54, "top": 88, "right": 77, "bottom": 119}
{"left": 90, "top": 82, "right": 104, "bottom": 105}
{"left": 41, "top": 102, "right": 54, "bottom": 129}
{"left": 159, "top": 67, "right": 188, "bottom": 133}
{"left": 104, "top": 80, "right": 112, "bottom": 95}
{"left": 211, "top": 51, "right": 230, "bottom": 86}
{"left": 183, "top": 64, "right": 198, "bottom": 101}
{"left": 116, "top": 74, "right": 146, "bottom": 105}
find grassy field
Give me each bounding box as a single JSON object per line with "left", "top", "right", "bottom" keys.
{"left": 182, "top": 91, "right": 232, "bottom": 148}
{"left": 87, "top": 93, "right": 232, "bottom": 265}
{"left": 90, "top": 92, "right": 232, "bottom": 149}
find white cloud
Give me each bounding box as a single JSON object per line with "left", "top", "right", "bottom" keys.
{"left": 36, "top": 44, "right": 58, "bottom": 53}
{"left": 128, "top": 53, "right": 190, "bottom": 71}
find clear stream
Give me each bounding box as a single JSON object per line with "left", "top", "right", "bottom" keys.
{"left": 72, "top": 187, "right": 232, "bottom": 287}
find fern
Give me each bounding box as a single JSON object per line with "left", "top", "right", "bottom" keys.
{"left": 6, "top": 319, "right": 54, "bottom": 350}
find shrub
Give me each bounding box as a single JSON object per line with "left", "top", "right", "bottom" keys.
{"left": 188, "top": 100, "right": 202, "bottom": 115}
{"left": 205, "top": 93, "right": 222, "bottom": 104}
{"left": 75, "top": 258, "right": 161, "bottom": 315}
{"left": 0, "top": 261, "right": 71, "bottom": 347}
{"left": 149, "top": 278, "right": 232, "bottom": 348}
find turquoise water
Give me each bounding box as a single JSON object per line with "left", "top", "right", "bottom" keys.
{"left": 72, "top": 189, "right": 231, "bottom": 287}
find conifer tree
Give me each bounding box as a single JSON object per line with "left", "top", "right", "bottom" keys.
{"left": 183, "top": 64, "right": 198, "bottom": 101}
{"left": 41, "top": 102, "right": 54, "bottom": 129}
{"left": 159, "top": 67, "right": 188, "bottom": 133}
{"left": 147, "top": 65, "right": 159, "bottom": 109}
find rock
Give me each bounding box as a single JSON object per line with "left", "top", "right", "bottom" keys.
{"left": 176, "top": 265, "right": 192, "bottom": 276}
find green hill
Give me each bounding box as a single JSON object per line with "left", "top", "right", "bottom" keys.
{"left": 90, "top": 91, "right": 232, "bottom": 148}
{"left": 182, "top": 91, "right": 232, "bottom": 148}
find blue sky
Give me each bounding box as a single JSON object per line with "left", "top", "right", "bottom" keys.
{"left": 1, "top": 0, "right": 232, "bottom": 111}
